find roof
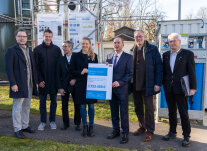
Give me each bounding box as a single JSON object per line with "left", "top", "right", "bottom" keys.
{"left": 108, "top": 33, "right": 134, "bottom": 41}
{"left": 113, "top": 26, "right": 135, "bottom": 32}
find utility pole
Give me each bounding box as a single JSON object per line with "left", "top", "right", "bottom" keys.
{"left": 178, "top": 0, "right": 181, "bottom": 20}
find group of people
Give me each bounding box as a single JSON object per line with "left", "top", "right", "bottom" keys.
{"left": 5, "top": 28, "right": 196, "bottom": 147}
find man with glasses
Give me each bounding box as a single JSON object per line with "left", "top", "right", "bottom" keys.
{"left": 34, "top": 29, "right": 62, "bottom": 131}
{"left": 5, "top": 28, "right": 38, "bottom": 139}
{"left": 131, "top": 30, "right": 162, "bottom": 142}
{"left": 56, "top": 41, "right": 81, "bottom": 131}
{"left": 162, "top": 33, "right": 197, "bottom": 147}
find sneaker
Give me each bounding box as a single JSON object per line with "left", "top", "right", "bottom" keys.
{"left": 38, "top": 122, "right": 46, "bottom": 131}
{"left": 50, "top": 122, "right": 57, "bottom": 130}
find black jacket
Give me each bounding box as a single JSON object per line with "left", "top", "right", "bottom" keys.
{"left": 162, "top": 49, "right": 197, "bottom": 94}
{"left": 56, "top": 54, "right": 73, "bottom": 92}
{"left": 70, "top": 51, "right": 98, "bottom": 104}
{"left": 131, "top": 41, "right": 163, "bottom": 96}
{"left": 5, "top": 44, "right": 38, "bottom": 98}
{"left": 34, "top": 42, "right": 62, "bottom": 95}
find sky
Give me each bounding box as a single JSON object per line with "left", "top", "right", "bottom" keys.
{"left": 157, "top": 0, "right": 207, "bottom": 20}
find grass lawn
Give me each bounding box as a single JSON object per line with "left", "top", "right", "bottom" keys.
{"left": 0, "top": 135, "right": 128, "bottom": 151}
{"left": 0, "top": 86, "right": 138, "bottom": 122}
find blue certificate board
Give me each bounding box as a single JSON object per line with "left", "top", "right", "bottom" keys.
{"left": 86, "top": 63, "right": 113, "bottom": 100}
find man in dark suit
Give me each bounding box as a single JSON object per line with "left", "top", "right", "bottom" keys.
{"left": 162, "top": 33, "right": 197, "bottom": 147}
{"left": 56, "top": 41, "right": 81, "bottom": 131}
{"left": 106, "top": 37, "right": 133, "bottom": 144}
{"left": 34, "top": 29, "right": 62, "bottom": 130}
{"left": 131, "top": 30, "right": 163, "bottom": 142}
{"left": 5, "top": 28, "right": 38, "bottom": 139}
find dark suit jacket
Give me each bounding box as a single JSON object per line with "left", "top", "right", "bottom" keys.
{"left": 5, "top": 44, "right": 38, "bottom": 98}
{"left": 34, "top": 42, "right": 62, "bottom": 95}
{"left": 106, "top": 51, "right": 133, "bottom": 98}
{"left": 56, "top": 54, "right": 73, "bottom": 92}
{"left": 163, "top": 49, "right": 197, "bottom": 94}
{"left": 70, "top": 51, "right": 98, "bottom": 104}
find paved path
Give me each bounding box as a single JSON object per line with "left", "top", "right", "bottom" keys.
{"left": 0, "top": 110, "right": 207, "bottom": 151}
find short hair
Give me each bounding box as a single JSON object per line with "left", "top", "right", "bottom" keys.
{"left": 168, "top": 33, "right": 181, "bottom": 41}
{"left": 114, "top": 36, "right": 124, "bottom": 43}
{"left": 63, "top": 40, "right": 74, "bottom": 48}
{"left": 15, "top": 28, "right": 28, "bottom": 36}
{"left": 43, "top": 29, "right": 53, "bottom": 35}
{"left": 134, "top": 30, "right": 145, "bottom": 36}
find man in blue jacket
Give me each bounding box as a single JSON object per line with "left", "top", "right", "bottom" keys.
{"left": 5, "top": 28, "right": 38, "bottom": 139}
{"left": 131, "top": 30, "right": 163, "bottom": 142}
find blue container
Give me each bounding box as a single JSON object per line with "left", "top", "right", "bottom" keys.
{"left": 160, "top": 63, "right": 204, "bottom": 111}
{"left": 160, "top": 86, "right": 168, "bottom": 108}
{"left": 191, "top": 63, "right": 204, "bottom": 110}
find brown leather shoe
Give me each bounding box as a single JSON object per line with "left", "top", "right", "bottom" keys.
{"left": 133, "top": 128, "right": 146, "bottom": 136}
{"left": 144, "top": 134, "right": 153, "bottom": 142}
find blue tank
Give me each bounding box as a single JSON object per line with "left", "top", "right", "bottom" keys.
{"left": 0, "top": 0, "right": 15, "bottom": 80}
{"left": 160, "top": 63, "right": 204, "bottom": 111}
{"left": 0, "top": 0, "right": 14, "bottom": 17}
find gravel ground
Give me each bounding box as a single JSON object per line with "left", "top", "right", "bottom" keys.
{"left": 0, "top": 110, "right": 207, "bottom": 151}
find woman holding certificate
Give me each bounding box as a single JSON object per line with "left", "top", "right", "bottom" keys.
{"left": 70, "top": 37, "right": 98, "bottom": 137}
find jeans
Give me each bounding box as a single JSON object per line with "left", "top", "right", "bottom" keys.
{"left": 39, "top": 93, "right": 57, "bottom": 123}
{"left": 80, "top": 104, "right": 94, "bottom": 126}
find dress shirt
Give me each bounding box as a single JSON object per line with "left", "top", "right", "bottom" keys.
{"left": 170, "top": 49, "right": 181, "bottom": 72}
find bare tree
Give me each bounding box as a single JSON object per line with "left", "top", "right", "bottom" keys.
{"left": 196, "top": 7, "right": 207, "bottom": 19}
{"left": 102, "top": 0, "right": 165, "bottom": 42}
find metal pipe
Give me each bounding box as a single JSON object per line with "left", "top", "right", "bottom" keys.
{"left": 31, "top": 0, "right": 35, "bottom": 49}
{"left": 34, "top": 2, "right": 98, "bottom": 7}
{"left": 103, "top": 19, "right": 157, "bottom": 21}
{"left": 100, "top": 0, "right": 104, "bottom": 63}
{"left": 178, "top": 0, "right": 181, "bottom": 20}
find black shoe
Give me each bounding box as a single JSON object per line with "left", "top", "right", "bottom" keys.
{"left": 182, "top": 137, "right": 190, "bottom": 147}
{"left": 15, "top": 130, "right": 25, "bottom": 139}
{"left": 107, "top": 131, "right": 120, "bottom": 139}
{"left": 88, "top": 125, "right": 95, "bottom": 137}
{"left": 75, "top": 125, "right": 81, "bottom": 131}
{"left": 162, "top": 132, "right": 176, "bottom": 141}
{"left": 61, "top": 125, "right": 69, "bottom": 130}
{"left": 82, "top": 125, "right": 88, "bottom": 137}
{"left": 120, "top": 134, "right": 128, "bottom": 144}
{"left": 22, "top": 127, "right": 35, "bottom": 133}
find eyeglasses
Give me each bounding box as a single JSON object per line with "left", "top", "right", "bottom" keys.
{"left": 62, "top": 45, "right": 68, "bottom": 48}
{"left": 17, "top": 36, "right": 27, "bottom": 38}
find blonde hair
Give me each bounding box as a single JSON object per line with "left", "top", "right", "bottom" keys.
{"left": 82, "top": 37, "right": 95, "bottom": 61}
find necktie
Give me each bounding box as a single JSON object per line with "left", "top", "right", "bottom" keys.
{"left": 113, "top": 55, "right": 118, "bottom": 67}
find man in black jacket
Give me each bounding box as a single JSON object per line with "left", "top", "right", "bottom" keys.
{"left": 34, "top": 29, "right": 62, "bottom": 130}
{"left": 131, "top": 30, "right": 163, "bottom": 142}
{"left": 162, "top": 33, "right": 197, "bottom": 147}
{"left": 5, "top": 28, "right": 38, "bottom": 139}
{"left": 56, "top": 41, "right": 81, "bottom": 131}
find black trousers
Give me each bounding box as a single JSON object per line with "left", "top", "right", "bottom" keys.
{"left": 165, "top": 91, "right": 191, "bottom": 137}
{"left": 133, "top": 90, "right": 154, "bottom": 134}
{"left": 61, "top": 91, "right": 81, "bottom": 127}
{"left": 110, "top": 93, "right": 129, "bottom": 135}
